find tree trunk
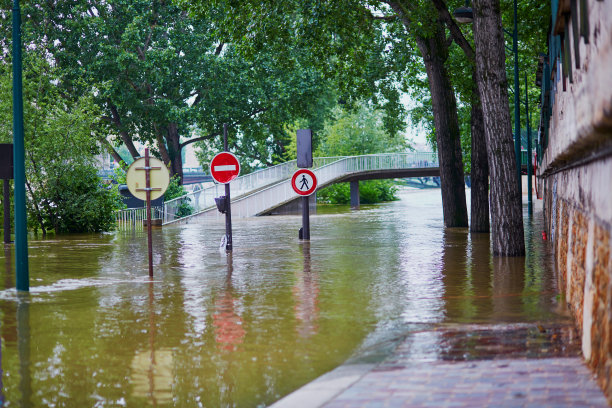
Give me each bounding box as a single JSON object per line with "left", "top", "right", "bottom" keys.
{"left": 415, "top": 29, "right": 468, "bottom": 228}
{"left": 470, "top": 73, "right": 490, "bottom": 233}
{"left": 473, "top": 0, "right": 525, "bottom": 256}
{"left": 166, "top": 123, "right": 184, "bottom": 184}
{"left": 108, "top": 102, "right": 140, "bottom": 159}
{"left": 100, "top": 138, "right": 125, "bottom": 167}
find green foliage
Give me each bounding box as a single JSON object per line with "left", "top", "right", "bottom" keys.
{"left": 111, "top": 167, "right": 127, "bottom": 185}
{"left": 315, "top": 102, "right": 403, "bottom": 205}
{"left": 17, "top": 0, "right": 338, "bottom": 179}
{"left": 316, "top": 103, "right": 409, "bottom": 157}
{"left": 0, "top": 54, "right": 124, "bottom": 234}
{"left": 360, "top": 180, "right": 399, "bottom": 204}
{"left": 180, "top": 0, "right": 410, "bottom": 140}
{"left": 164, "top": 176, "right": 189, "bottom": 201}
{"left": 164, "top": 175, "right": 193, "bottom": 218}
{"left": 28, "top": 166, "right": 123, "bottom": 234}
{"left": 317, "top": 183, "right": 350, "bottom": 205}
{"left": 317, "top": 180, "right": 399, "bottom": 205}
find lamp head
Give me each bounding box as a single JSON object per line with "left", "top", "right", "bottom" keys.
{"left": 453, "top": 6, "right": 474, "bottom": 24}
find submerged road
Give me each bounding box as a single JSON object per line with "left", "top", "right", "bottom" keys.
{"left": 0, "top": 188, "right": 606, "bottom": 406}
{"left": 273, "top": 195, "right": 608, "bottom": 407}
{"left": 273, "top": 324, "right": 607, "bottom": 407}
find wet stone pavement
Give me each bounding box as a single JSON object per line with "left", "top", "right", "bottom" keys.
{"left": 273, "top": 323, "right": 609, "bottom": 407}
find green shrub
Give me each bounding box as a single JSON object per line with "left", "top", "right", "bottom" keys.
{"left": 317, "top": 180, "right": 399, "bottom": 205}
{"left": 164, "top": 175, "right": 193, "bottom": 218}
{"left": 28, "top": 165, "right": 124, "bottom": 234}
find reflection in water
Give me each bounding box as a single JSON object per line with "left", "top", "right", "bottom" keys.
{"left": 441, "top": 228, "right": 471, "bottom": 322}
{"left": 213, "top": 254, "right": 245, "bottom": 351}
{"left": 492, "top": 256, "right": 526, "bottom": 320}
{"left": 0, "top": 246, "right": 11, "bottom": 406}
{"left": 293, "top": 242, "right": 319, "bottom": 338}
{"left": 131, "top": 350, "right": 173, "bottom": 406}
{"left": 0, "top": 191, "right": 570, "bottom": 406}
{"left": 17, "top": 295, "right": 31, "bottom": 408}
{"left": 441, "top": 230, "right": 494, "bottom": 323}
{"left": 131, "top": 281, "right": 174, "bottom": 405}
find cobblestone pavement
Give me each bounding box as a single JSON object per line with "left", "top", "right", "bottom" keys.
{"left": 272, "top": 324, "right": 609, "bottom": 408}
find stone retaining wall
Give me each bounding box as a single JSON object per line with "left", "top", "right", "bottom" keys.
{"left": 543, "top": 175, "right": 611, "bottom": 399}
{"left": 539, "top": 0, "right": 612, "bottom": 400}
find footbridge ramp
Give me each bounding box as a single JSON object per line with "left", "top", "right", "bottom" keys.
{"left": 162, "top": 152, "right": 438, "bottom": 225}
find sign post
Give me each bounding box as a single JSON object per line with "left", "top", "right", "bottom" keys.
{"left": 296, "top": 129, "right": 314, "bottom": 240}
{"left": 1, "top": 144, "right": 13, "bottom": 244}
{"left": 291, "top": 169, "right": 317, "bottom": 240}
{"left": 210, "top": 124, "right": 240, "bottom": 251}
{"left": 126, "top": 149, "right": 170, "bottom": 277}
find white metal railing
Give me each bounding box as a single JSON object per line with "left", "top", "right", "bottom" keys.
{"left": 162, "top": 157, "right": 341, "bottom": 224}
{"left": 226, "top": 152, "right": 438, "bottom": 219}
{"left": 116, "top": 206, "right": 164, "bottom": 230}
{"left": 164, "top": 152, "right": 438, "bottom": 224}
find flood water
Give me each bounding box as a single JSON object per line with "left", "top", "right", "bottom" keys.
{"left": 0, "top": 189, "right": 571, "bottom": 407}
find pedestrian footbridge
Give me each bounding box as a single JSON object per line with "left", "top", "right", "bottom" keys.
{"left": 162, "top": 152, "right": 439, "bottom": 225}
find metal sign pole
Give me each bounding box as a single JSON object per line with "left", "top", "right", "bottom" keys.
{"left": 12, "top": 0, "right": 28, "bottom": 291}
{"left": 144, "top": 149, "right": 154, "bottom": 278}
{"left": 3, "top": 179, "right": 9, "bottom": 244}
{"left": 128, "top": 153, "right": 168, "bottom": 277}
{"left": 297, "top": 130, "right": 313, "bottom": 241}
{"left": 301, "top": 196, "right": 310, "bottom": 240}
{"left": 223, "top": 124, "right": 233, "bottom": 251}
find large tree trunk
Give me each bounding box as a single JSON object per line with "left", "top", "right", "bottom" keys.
{"left": 470, "top": 73, "right": 490, "bottom": 233}
{"left": 473, "top": 0, "right": 525, "bottom": 256}
{"left": 415, "top": 29, "right": 468, "bottom": 228}
{"left": 165, "top": 123, "right": 184, "bottom": 184}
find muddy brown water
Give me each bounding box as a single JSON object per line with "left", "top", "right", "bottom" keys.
{"left": 0, "top": 189, "right": 571, "bottom": 407}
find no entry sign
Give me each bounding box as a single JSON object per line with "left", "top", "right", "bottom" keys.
{"left": 291, "top": 169, "right": 317, "bottom": 196}
{"left": 210, "top": 152, "right": 240, "bottom": 184}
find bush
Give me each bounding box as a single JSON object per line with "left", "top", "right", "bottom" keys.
{"left": 317, "top": 180, "right": 399, "bottom": 205}
{"left": 164, "top": 175, "right": 193, "bottom": 218}
{"left": 28, "top": 165, "right": 124, "bottom": 234}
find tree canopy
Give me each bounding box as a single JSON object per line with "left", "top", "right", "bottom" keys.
{"left": 9, "top": 0, "right": 338, "bottom": 183}
{"left": 0, "top": 54, "right": 122, "bottom": 234}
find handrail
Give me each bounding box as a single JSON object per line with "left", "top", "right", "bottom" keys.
{"left": 162, "top": 156, "right": 344, "bottom": 223}
{"left": 162, "top": 152, "right": 438, "bottom": 224}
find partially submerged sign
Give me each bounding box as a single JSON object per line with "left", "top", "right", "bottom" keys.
{"left": 126, "top": 151, "right": 171, "bottom": 278}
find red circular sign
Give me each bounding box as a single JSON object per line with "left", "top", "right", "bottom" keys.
{"left": 210, "top": 152, "right": 241, "bottom": 184}
{"left": 291, "top": 169, "right": 317, "bottom": 196}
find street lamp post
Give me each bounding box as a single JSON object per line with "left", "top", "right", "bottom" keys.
{"left": 525, "top": 72, "right": 533, "bottom": 212}
{"left": 512, "top": 0, "right": 522, "bottom": 191}
{"left": 12, "top": 0, "right": 29, "bottom": 292}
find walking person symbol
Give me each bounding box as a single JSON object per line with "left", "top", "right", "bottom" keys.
{"left": 291, "top": 169, "right": 317, "bottom": 196}
{"left": 299, "top": 175, "right": 309, "bottom": 191}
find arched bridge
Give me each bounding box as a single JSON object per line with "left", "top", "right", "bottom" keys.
{"left": 162, "top": 152, "right": 439, "bottom": 225}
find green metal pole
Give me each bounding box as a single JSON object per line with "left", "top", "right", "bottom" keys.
{"left": 12, "top": 0, "right": 29, "bottom": 292}
{"left": 525, "top": 72, "right": 532, "bottom": 214}
{"left": 513, "top": 0, "right": 522, "bottom": 192}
